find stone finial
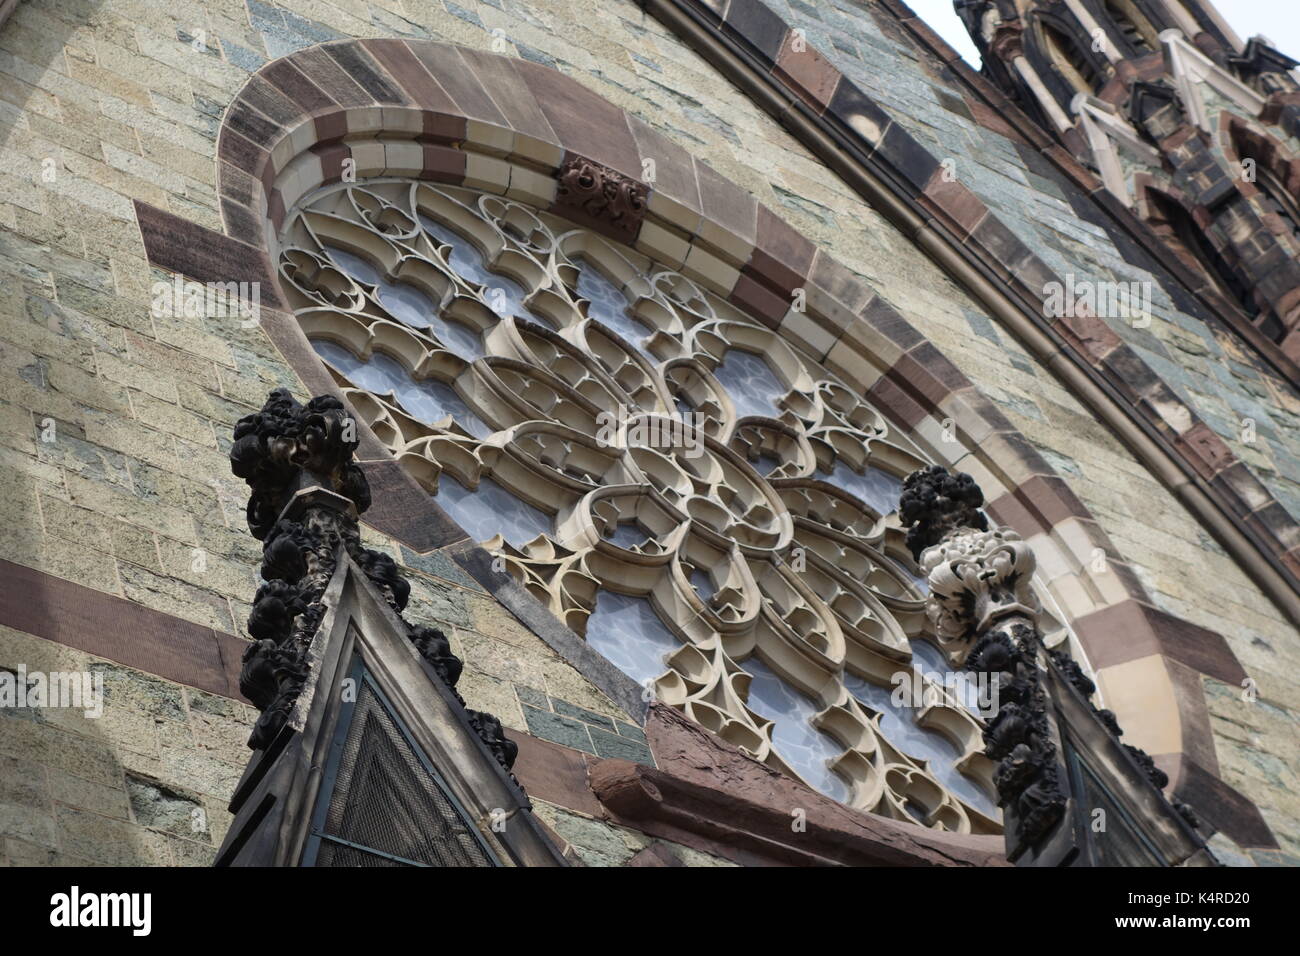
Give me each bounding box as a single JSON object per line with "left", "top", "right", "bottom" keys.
{"left": 230, "top": 390, "right": 517, "bottom": 772}
{"left": 897, "top": 465, "right": 1191, "bottom": 852}
{"left": 230, "top": 388, "right": 370, "bottom": 539}
{"left": 900, "top": 467, "right": 1066, "bottom": 846}
{"left": 899, "top": 464, "right": 989, "bottom": 562}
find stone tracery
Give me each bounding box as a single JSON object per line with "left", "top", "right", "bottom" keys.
{"left": 276, "top": 178, "right": 1006, "bottom": 831}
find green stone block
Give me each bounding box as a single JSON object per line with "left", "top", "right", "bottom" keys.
{"left": 515, "top": 684, "right": 549, "bottom": 711}
{"left": 589, "top": 727, "right": 654, "bottom": 765}
{"left": 522, "top": 705, "right": 595, "bottom": 754}
{"left": 615, "top": 720, "right": 647, "bottom": 743}
{"left": 551, "top": 697, "right": 615, "bottom": 731}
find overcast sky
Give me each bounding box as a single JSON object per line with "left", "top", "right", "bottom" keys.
{"left": 908, "top": 0, "right": 1300, "bottom": 67}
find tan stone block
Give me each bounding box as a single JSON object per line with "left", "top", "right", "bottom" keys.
{"left": 464, "top": 152, "right": 510, "bottom": 194}
{"left": 454, "top": 627, "right": 551, "bottom": 689}
{"left": 629, "top": 219, "right": 684, "bottom": 270}
{"left": 824, "top": 337, "right": 886, "bottom": 392}
{"left": 95, "top": 350, "right": 179, "bottom": 403}
{"left": 38, "top": 494, "right": 115, "bottom": 555}
{"left": 1094, "top": 655, "right": 1181, "bottom": 758}
{"left": 47, "top": 768, "right": 131, "bottom": 820}
{"left": 129, "top": 391, "right": 217, "bottom": 447}
{"left": 457, "top": 667, "right": 526, "bottom": 732}
{"left": 506, "top": 163, "right": 557, "bottom": 209}
{"left": 0, "top": 717, "right": 122, "bottom": 789}
{"left": 382, "top": 141, "right": 425, "bottom": 179}
{"left": 681, "top": 243, "right": 739, "bottom": 295}
{"left": 510, "top": 133, "right": 564, "bottom": 170}
{"left": 56, "top": 806, "right": 171, "bottom": 866}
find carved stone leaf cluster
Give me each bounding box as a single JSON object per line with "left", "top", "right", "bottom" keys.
{"left": 554, "top": 155, "right": 648, "bottom": 236}
{"left": 231, "top": 388, "right": 518, "bottom": 772}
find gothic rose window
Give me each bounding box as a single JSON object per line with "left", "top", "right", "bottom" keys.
{"left": 277, "top": 179, "right": 1007, "bottom": 833}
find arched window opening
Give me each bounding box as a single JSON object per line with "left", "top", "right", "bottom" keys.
{"left": 275, "top": 178, "right": 1008, "bottom": 834}
{"left": 1146, "top": 189, "right": 1263, "bottom": 326}
{"left": 1042, "top": 20, "right": 1104, "bottom": 94}
{"left": 1103, "top": 0, "right": 1159, "bottom": 56}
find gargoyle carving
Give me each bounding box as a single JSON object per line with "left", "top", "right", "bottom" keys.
{"left": 230, "top": 389, "right": 517, "bottom": 772}
{"left": 900, "top": 466, "right": 1197, "bottom": 857}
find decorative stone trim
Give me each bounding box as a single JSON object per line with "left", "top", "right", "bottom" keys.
{"left": 553, "top": 153, "right": 648, "bottom": 238}
{"left": 124, "top": 34, "right": 1272, "bottom": 848}
{"left": 0, "top": 558, "right": 248, "bottom": 702}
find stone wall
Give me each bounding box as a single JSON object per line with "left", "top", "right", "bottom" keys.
{"left": 0, "top": 0, "right": 1294, "bottom": 862}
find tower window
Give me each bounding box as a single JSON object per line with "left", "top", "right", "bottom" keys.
{"left": 1103, "top": 0, "right": 1158, "bottom": 56}
{"left": 1146, "top": 189, "right": 1264, "bottom": 327}
{"left": 1043, "top": 22, "right": 1103, "bottom": 94}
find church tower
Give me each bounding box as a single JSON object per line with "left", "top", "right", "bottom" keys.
{"left": 956, "top": 0, "right": 1300, "bottom": 372}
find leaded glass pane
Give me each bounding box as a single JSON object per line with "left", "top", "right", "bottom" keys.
{"left": 712, "top": 349, "right": 785, "bottom": 420}
{"left": 585, "top": 591, "right": 682, "bottom": 688}
{"left": 740, "top": 656, "right": 851, "bottom": 803}
{"left": 436, "top": 476, "right": 551, "bottom": 548}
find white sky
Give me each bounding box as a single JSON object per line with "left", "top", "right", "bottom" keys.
{"left": 907, "top": 0, "right": 1300, "bottom": 68}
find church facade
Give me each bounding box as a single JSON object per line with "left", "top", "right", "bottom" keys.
{"left": 0, "top": 0, "right": 1296, "bottom": 867}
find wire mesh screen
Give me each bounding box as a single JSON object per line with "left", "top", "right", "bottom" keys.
{"left": 313, "top": 674, "right": 496, "bottom": 867}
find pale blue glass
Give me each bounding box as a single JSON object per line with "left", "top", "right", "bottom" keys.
{"left": 575, "top": 259, "right": 651, "bottom": 357}
{"left": 713, "top": 349, "right": 785, "bottom": 420}
{"left": 739, "top": 656, "right": 851, "bottom": 802}
{"left": 436, "top": 475, "right": 552, "bottom": 548}
{"left": 321, "top": 245, "right": 382, "bottom": 287}
{"left": 311, "top": 341, "right": 489, "bottom": 438}
{"left": 419, "top": 215, "right": 551, "bottom": 327}
{"left": 690, "top": 567, "right": 716, "bottom": 602}
{"left": 603, "top": 521, "right": 649, "bottom": 551}
{"left": 322, "top": 244, "right": 482, "bottom": 359}
{"left": 843, "top": 669, "right": 999, "bottom": 818}
{"left": 585, "top": 591, "right": 682, "bottom": 687}
{"left": 818, "top": 460, "right": 901, "bottom": 516}
{"left": 750, "top": 453, "right": 781, "bottom": 476}
{"left": 910, "top": 641, "right": 983, "bottom": 715}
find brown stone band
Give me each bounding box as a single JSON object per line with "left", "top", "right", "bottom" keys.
{"left": 511, "top": 703, "right": 1010, "bottom": 867}
{"left": 0, "top": 556, "right": 1003, "bottom": 865}
{"left": 127, "top": 35, "right": 1272, "bottom": 847}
